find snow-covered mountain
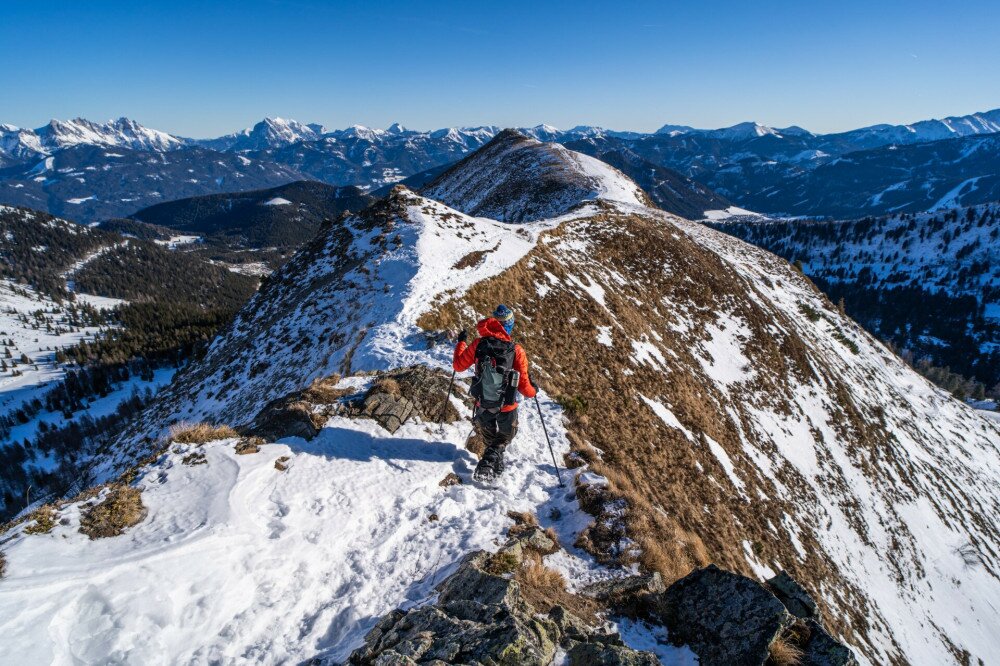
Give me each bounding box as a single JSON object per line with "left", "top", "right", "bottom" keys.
{"left": 423, "top": 129, "right": 650, "bottom": 221}
{"left": 3, "top": 108, "right": 1000, "bottom": 221}
{"left": 2, "top": 135, "right": 997, "bottom": 664}
{"left": 0, "top": 117, "right": 183, "bottom": 161}
{"left": 0, "top": 145, "right": 309, "bottom": 223}
{"left": 827, "top": 107, "right": 1000, "bottom": 150}
{"left": 196, "top": 117, "right": 327, "bottom": 152}
{"left": 711, "top": 203, "right": 1000, "bottom": 388}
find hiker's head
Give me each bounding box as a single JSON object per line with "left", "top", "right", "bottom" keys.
{"left": 493, "top": 304, "right": 514, "bottom": 335}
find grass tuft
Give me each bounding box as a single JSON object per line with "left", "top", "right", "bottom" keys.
{"left": 79, "top": 485, "right": 146, "bottom": 539}
{"left": 170, "top": 422, "right": 239, "bottom": 444}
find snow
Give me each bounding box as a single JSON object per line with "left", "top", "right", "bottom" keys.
{"left": 0, "top": 383, "right": 616, "bottom": 664}
{"left": 153, "top": 235, "right": 201, "bottom": 249}
{"left": 261, "top": 197, "right": 292, "bottom": 206}
{"left": 700, "top": 206, "right": 764, "bottom": 221}
{"left": 596, "top": 325, "right": 613, "bottom": 347}
{"left": 931, "top": 176, "right": 981, "bottom": 210}
{"left": 0, "top": 281, "right": 111, "bottom": 418}
{"left": 640, "top": 394, "right": 694, "bottom": 442}
{"left": 65, "top": 195, "right": 96, "bottom": 204}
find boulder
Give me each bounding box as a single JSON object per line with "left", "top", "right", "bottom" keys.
{"left": 654, "top": 564, "right": 793, "bottom": 666}
{"left": 767, "top": 570, "right": 819, "bottom": 620}
{"left": 801, "top": 619, "right": 859, "bottom": 666}
{"left": 566, "top": 641, "right": 660, "bottom": 665}
{"left": 246, "top": 396, "right": 324, "bottom": 441}
{"left": 361, "top": 390, "right": 415, "bottom": 434}
{"left": 348, "top": 550, "right": 559, "bottom": 665}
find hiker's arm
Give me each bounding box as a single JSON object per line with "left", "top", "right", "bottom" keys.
{"left": 453, "top": 337, "right": 478, "bottom": 372}
{"left": 514, "top": 345, "right": 536, "bottom": 398}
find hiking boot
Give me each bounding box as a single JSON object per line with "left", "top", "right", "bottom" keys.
{"left": 473, "top": 446, "right": 505, "bottom": 483}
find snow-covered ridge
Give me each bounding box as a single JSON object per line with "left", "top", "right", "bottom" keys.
{"left": 423, "top": 129, "right": 648, "bottom": 222}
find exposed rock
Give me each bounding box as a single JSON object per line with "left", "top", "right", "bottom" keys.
{"left": 654, "top": 564, "right": 792, "bottom": 666}
{"left": 498, "top": 525, "right": 558, "bottom": 560}
{"left": 651, "top": 565, "right": 858, "bottom": 666}
{"left": 566, "top": 641, "right": 660, "bottom": 665}
{"left": 360, "top": 390, "right": 415, "bottom": 434}
{"left": 580, "top": 572, "right": 666, "bottom": 617}
{"left": 274, "top": 456, "right": 290, "bottom": 471}
{"left": 767, "top": 570, "right": 819, "bottom": 620}
{"left": 348, "top": 550, "right": 559, "bottom": 665}
{"left": 247, "top": 395, "right": 325, "bottom": 441}
{"left": 801, "top": 619, "right": 859, "bottom": 666}
{"left": 348, "top": 539, "right": 658, "bottom": 666}
{"left": 438, "top": 472, "right": 462, "bottom": 487}
{"left": 234, "top": 436, "right": 264, "bottom": 455}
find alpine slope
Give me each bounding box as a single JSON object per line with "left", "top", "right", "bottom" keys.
{"left": 0, "top": 130, "right": 998, "bottom": 665}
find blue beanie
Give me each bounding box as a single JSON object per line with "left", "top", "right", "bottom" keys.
{"left": 493, "top": 304, "right": 514, "bottom": 334}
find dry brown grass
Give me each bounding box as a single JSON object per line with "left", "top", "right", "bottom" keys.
{"left": 301, "top": 374, "right": 351, "bottom": 404}
{"left": 0, "top": 551, "right": 6, "bottom": 578}
{"left": 515, "top": 550, "right": 600, "bottom": 624}
{"left": 79, "top": 485, "right": 146, "bottom": 539}
{"left": 170, "top": 422, "right": 239, "bottom": 444}
{"left": 767, "top": 636, "right": 805, "bottom": 666}
{"left": 371, "top": 378, "right": 401, "bottom": 397}
{"left": 23, "top": 505, "right": 58, "bottom": 535}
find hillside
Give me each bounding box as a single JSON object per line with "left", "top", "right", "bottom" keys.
{"left": 129, "top": 180, "right": 374, "bottom": 269}
{"left": 0, "top": 205, "right": 257, "bottom": 518}
{"left": 712, "top": 204, "right": 1000, "bottom": 389}
{"left": 1, "top": 140, "right": 998, "bottom": 664}
{"left": 0, "top": 144, "right": 308, "bottom": 223}
{"left": 423, "top": 129, "right": 649, "bottom": 222}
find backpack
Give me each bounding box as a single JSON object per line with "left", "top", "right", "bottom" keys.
{"left": 470, "top": 337, "right": 520, "bottom": 411}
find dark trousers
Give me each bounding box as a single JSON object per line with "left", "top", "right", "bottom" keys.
{"left": 474, "top": 406, "right": 519, "bottom": 454}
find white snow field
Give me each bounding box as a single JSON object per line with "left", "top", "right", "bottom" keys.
{"left": 0, "top": 386, "right": 636, "bottom": 664}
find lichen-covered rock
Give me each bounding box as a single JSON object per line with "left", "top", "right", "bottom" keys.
{"left": 580, "top": 572, "right": 667, "bottom": 614}
{"left": 348, "top": 549, "right": 558, "bottom": 665}
{"left": 566, "top": 641, "right": 660, "bottom": 665}
{"left": 801, "top": 619, "right": 859, "bottom": 666}
{"left": 767, "top": 570, "right": 819, "bottom": 620}
{"left": 654, "top": 564, "right": 793, "bottom": 666}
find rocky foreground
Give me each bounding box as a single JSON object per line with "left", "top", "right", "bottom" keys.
{"left": 340, "top": 526, "right": 856, "bottom": 666}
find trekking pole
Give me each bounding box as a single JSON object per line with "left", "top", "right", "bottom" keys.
{"left": 437, "top": 368, "right": 457, "bottom": 424}
{"left": 534, "top": 394, "right": 565, "bottom": 487}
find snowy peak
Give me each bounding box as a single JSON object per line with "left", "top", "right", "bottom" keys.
{"left": 35, "top": 117, "right": 184, "bottom": 152}
{"left": 423, "top": 129, "right": 650, "bottom": 221}
{"left": 205, "top": 117, "right": 326, "bottom": 151}
{"left": 831, "top": 108, "right": 1000, "bottom": 148}
{"left": 0, "top": 117, "right": 183, "bottom": 161}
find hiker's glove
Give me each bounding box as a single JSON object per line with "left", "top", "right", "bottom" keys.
{"left": 457, "top": 329, "right": 468, "bottom": 343}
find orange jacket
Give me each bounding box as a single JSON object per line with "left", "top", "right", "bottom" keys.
{"left": 453, "top": 317, "right": 536, "bottom": 412}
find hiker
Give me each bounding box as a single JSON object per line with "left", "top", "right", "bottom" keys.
{"left": 453, "top": 304, "right": 537, "bottom": 482}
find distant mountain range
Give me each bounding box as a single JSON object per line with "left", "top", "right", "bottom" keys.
{"left": 1, "top": 108, "right": 999, "bottom": 222}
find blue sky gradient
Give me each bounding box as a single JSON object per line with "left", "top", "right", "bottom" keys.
{"left": 2, "top": 0, "right": 998, "bottom": 137}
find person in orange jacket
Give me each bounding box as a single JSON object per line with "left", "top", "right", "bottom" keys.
{"left": 453, "top": 304, "right": 536, "bottom": 482}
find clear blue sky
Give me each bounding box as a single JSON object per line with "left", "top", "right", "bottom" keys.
{"left": 2, "top": 0, "right": 998, "bottom": 137}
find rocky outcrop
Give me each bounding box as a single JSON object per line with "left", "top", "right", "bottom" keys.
{"left": 245, "top": 366, "right": 468, "bottom": 440}
{"left": 346, "top": 532, "right": 658, "bottom": 666}
{"left": 652, "top": 565, "right": 856, "bottom": 666}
